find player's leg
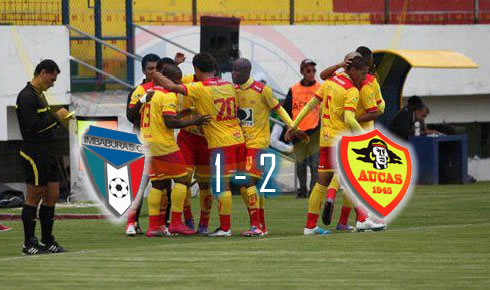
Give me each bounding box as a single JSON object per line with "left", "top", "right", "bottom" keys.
{"left": 354, "top": 201, "right": 385, "bottom": 232}
{"left": 167, "top": 176, "right": 195, "bottom": 235}
{"left": 336, "top": 193, "right": 354, "bottom": 231}
{"left": 22, "top": 184, "right": 44, "bottom": 254}
{"left": 177, "top": 131, "right": 203, "bottom": 231}
{"left": 146, "top": 179, "right": 169, "bottom": 237}
{"left": 241, "top": 148, "right": 264, "bottom": 237}
{"left": 197, "top": 180, "right": 212, "bottom": 234}
{"left": 239, "top": 185, "right": 251, "bottom": 225}
{"left": 39, "top": 181, "right": 65, "bottom": 253}
{"left": 208, "top": 176, "right": 232, "bottom": 237}
{"left": 165, "top": 182, "right": 172, "bottom": 226}
{"left": 304, "top": 147, "right": 335, "bottom": 235}
{"left": 126, "top": 174, "right": 149, "bottom": 236}
{"left": 258, "top": 193, "right": 266, "bottom": 235}
{"left": 240, "top": 177, "right": 263, "bottom": 237}
{"left": 180, "top": 167, "right": 195, "bottom": 230}
{"left": 159, "top": 149, "right": 195, "bottom": 235}
{"left": 208, "top": 144, "right": 245, "bottom": 237}
{"left": 195, "top": 138, "right": 213, "bottom": 234}
{"left": 322, "top": 173, "right": 341, "bottom": 226}
{"left": 183, "top": 183, "right": 195, "bottom": 230}
{"left": 20, "top": 147, "right": 52, "bottom": 254}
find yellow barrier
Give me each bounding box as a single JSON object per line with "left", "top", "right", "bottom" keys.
{"left": 1, "top": 0, "right": 375, "bottom": 80}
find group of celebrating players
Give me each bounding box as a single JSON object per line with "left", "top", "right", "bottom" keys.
{"left": 125, "top": 46, "right": 387, "bottom": 238}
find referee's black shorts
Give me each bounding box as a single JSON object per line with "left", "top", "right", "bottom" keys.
{"left": 19, "top": 143, "right": 60, "bottom": 186}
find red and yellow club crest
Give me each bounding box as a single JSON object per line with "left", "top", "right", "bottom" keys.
{"left": 338, "top": 129, "right": 412, "bottom": 217}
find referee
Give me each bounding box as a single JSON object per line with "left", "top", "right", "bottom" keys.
{"left": 16, "top": 60, "right": 69, "bottom": 255}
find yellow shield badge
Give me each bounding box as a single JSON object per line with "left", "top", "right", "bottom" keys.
{"left": 338, "top": 129, "right": 412, "bottom": 217}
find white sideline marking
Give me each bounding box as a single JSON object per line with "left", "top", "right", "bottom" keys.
{"left": 1, "top": 222, "right": 488, "bottom": 261}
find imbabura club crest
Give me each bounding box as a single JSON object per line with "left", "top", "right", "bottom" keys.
{"left": 338, "top": 129, "right": 412, "bottom": 218}
{"left": 80, "top": 126, "right": 145, "bottom": 218}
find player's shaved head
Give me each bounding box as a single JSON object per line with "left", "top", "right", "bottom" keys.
{"left": 232, "top": 58, "right": 252, "bottom": 85}
{"left": 234, "top": 58, "right": 252, "bottom": 73}
{"left": 161, "top": 64, "right": 182, "bottom": 84}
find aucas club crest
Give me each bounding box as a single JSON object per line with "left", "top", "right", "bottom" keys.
{"left": 338, "top": 129, "right": 412, "bottom": 218}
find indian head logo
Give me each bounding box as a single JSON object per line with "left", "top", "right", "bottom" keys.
{"left": 80, "top": 126, "right": 145, "bottom": 218}
{"left": 338, "top": 129, "right": 412, "bottom": 218}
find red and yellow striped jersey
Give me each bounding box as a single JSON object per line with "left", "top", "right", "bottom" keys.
{"left": 181, "top": 77, "right": 244, "bottom": 149}
{"left": 140, "top": 87, "right": 180, "bottom": 156}
{"left": 237, "top": 77, "right": 280, "bottom": 149}
{"left": 129, "top": 81, "right": 154, "bottom": 107}
{"left": 315, "top": 72, "right": 360, "bottom": 146}
{"left": 357, "top": 74, "right": 379, "bottom": 130}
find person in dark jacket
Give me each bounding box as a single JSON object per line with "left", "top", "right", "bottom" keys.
{"left": 16, "top": 59, "right": 70, "bottom": 255}
{"left": 389, "top": 96, "right": 437, "bottom": 140}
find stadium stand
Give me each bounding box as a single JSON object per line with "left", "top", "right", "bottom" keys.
{"left": 2, "top": 0, "right": 489, "bottom": 87}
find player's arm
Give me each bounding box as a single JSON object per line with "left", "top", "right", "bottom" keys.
{"left": 285, "top": 97, "right": 320, "bottom": 141}
{"left": 373, "top": 79, "right": 385, "bottom": 115}
{"left": 174, "top": 52, "right": 186, "bottom": 66}
{"left": 263, "top": 86, "right": 293, "bottom": 127}
{"left": 344, "top": 89, "right": 364, "bottom": 133}
{"left": 345, "top": 110, "right": 364, "bottom": 133}
{"left": 163, "top": 113, "right": 211, "bottom": 129}
{"left": 153, "top": 72, "right": 187, "bottom": 95}
{"left": 175, "top": 107, "right": 196, "bottom": 119}
{"left": 357, "top": 111, "right": 378, "bottom": 123}
{"left": 291, "top": 97, "right": 321, "bottom": 129}
{"left": 128, "top": 90, "right": 156, "bottom": 122}
{"left": 377, "top": 99, "right": 386, "bottom": 115}
{"left": 356, "top": 85, "right": 379, "bottom": 123}
{"left": 127, "top": 86, "right": 147, "bottom": 123}
{"left": 274, "top": 106, "right": 293, "bottom": 127}
{"left": 319, "top": 59, "right": 352, "bottom": 80}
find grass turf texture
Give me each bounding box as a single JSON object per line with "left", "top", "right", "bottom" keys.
{"left": 0, "top": 183, "right": 489, "bottom": 289}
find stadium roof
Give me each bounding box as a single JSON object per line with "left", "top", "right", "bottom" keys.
{"left": 373, "top": 50, "right": 479, "bottom": 68}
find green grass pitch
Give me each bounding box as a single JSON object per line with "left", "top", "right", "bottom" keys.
{"left": 0, "top": 183, "right": 489, "bottom": 289}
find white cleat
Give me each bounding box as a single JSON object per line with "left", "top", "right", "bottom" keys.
{"left": 303, "top": 227, "right": 330, "bottom": 235}
{"left": 126, "top": 223, "right": 137, "bottom": 236}
{"left": 356, "top": 218, "right": 386, "bottom": 232}
{"left": 207, "top": 228, "right": 232, "bottom": 237}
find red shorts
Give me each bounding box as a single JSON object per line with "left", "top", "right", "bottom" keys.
{"left": 245, "top": 148, "right": 266, "bottom": 178}
{"left": 211, "top": 143, "right": 246, "bottom": 177}
{"left": 318, "top": 146, "right": 337, "bottom": 173}
{"left": 177, "top": 130, "right": 211, "bottom": 178}
{"left": 148, "top": 150, "right": 188, "bottom": 181}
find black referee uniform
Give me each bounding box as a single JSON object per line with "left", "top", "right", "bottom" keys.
{"left": 16, "top": 82, "right": 61, "bottom": 186}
